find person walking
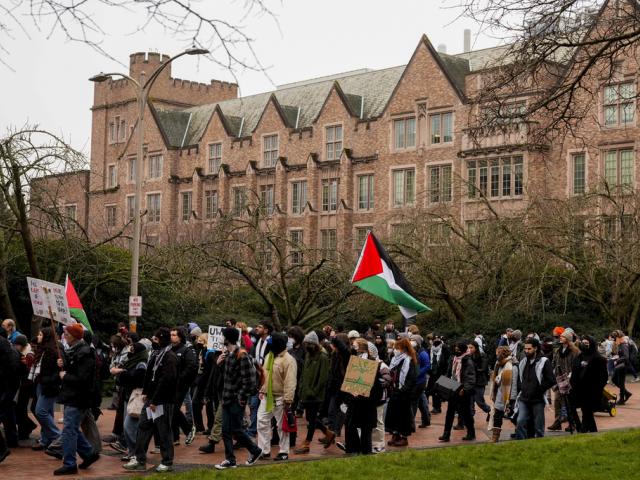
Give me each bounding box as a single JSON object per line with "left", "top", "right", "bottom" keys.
{"left": 612, "top": 330, "right": 632, "bottom": 404}
{"left": 123, "top": 327, "right": 178, "bottom": 473}
{"left": 410, "top": 334, "right": 431, "bottom": 428}
{"left": 548, "top": 329, "right": 579, "bottom": 431}
{"left": 31, "top": 328, "right": 61, "bottom": 450}
{"left": 170, "top": 327, "right": 198, "bottom": 445}
{"left": 385, "top": 338, "right": 419, "bottom": 447}
{"left": 468, "top": 340, "right": 491, "bottom": 417}
{"left": 256, "top": 333, "right": 297, "bottom": 461}
{"left": 214, "top": 327, "right": 263, "bottom": 470}
{"left": 515, "top": 338, "right": 555, "bottom": 439}
{"left": 438, "top": 341, "right": 476, "bottom": 443}
{"left": 570, "top": 335, "right": 608, "bottom": 432}
{"left": 427, "top": 336, "right": 449, "bottom": 414}
{"left": 198, "top": 348, "right": 225, "bottom": 455}
{"left": 54, "top": 323, "right": 100, "bottom": 475}
{"left": 293, "top": 331, "right": 330, "bottom": 454}
{"left": 487, "top": 346, "right": 518, "bottom": 442}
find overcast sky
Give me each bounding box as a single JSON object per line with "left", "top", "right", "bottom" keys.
{"left": 0, "top": 0, "right": 498, "bottom": 158}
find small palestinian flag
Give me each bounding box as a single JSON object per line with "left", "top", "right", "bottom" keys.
{"left": 351, "top": 231, "right": 430, "bottom": 318}
{"left": 65, "top": 275, "right": 92, "bottom": 332}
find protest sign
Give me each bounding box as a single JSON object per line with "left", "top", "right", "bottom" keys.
{"left": 27, "top": 277, "right": 73, "bottom": 325}
{"left": 340, "top": 355, "right": 378, "bottom": 397}
{"left": 207, "top": 326, "right": 225, "bottom": 350}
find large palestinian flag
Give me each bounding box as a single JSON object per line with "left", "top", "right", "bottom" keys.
{"left": 65, "top": 275, "right": 92, "bottom": 332}
{"left": 351, "top": 231, "right": 430, "bottom": 318}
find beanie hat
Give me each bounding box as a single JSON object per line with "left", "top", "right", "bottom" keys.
{"left": 65, "top": 323, "right": 85, "bottom": 340}
{"left": 303, "top": 331, "right": 320, "bottom": 346}
{"left": 553, "top": 326, "right": 565, "bottom": 336}
{"left": 222, "top": 327, "right": 240, "bottom": 345}
{"left": 511, "top": 329, "right": 522, "bottom": 341}
{"left": 190, "top": 326, "right": 202, "bottom": 337}
{"left": 561, "top": 328, "right": 575, "bottom": 341}
{"left": 271, "top": 332, "right": 288, "bottom": 355}
{"left": 347, "top": 330, "right": 360, "bottom": 339}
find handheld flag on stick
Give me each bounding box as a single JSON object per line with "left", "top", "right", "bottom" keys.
{"left": 351, "top": 231, "right": 430, "bottom": 318}
{"left": 65, "top": 275, "right": 92, "bottom": 332}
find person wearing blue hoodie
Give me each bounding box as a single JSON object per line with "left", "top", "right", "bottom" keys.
{"left": 410, "top": 334, "right": 431, "bottom": 429}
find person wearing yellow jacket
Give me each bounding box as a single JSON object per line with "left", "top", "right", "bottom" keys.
{"left": 256, "top": 333, "right": 297, "bottom": 461}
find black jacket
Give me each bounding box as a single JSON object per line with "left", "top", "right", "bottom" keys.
{"left": 471, "top": 352, "right": 489, "bottom": 387}
{"left": 446, "top": 355, "right": 476, "bottom": 393}
{"left": 173, "top": 343, "right": 198, "bottom": 396}
{"left": 204, "top": 351, "right": 225, "bottom": 403}
{"left": 143, "top": 348, "right": 178, "bottom": 406}
{"left": 0, "top": 336, "right": 20, "bottom": 391}
{"left": 37, "top": 349, "right": 62, "bottom": 398}
{"left": 59, "top": 340, "right": 96, "bottom": 408}
{"left": 117, "top": 359, "right": 147, "bottom": 401}
{"left": 571, "top": 345, "right": 608, "bottom": 410}
{"left": 518, "top": 355, "right": 555, "bottom": 402}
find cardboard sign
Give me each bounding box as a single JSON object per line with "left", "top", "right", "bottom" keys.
{"left": 340, "top": 356, "right": 378, "bottom": 397}
{"left": 27, "top": 277, "right": 73, "bottom": 325}
{"left": 207, "top": 326, "right": 225, "bottom": 351}
{"left": 129, "top": 296, "right": 142, "bottom": 317}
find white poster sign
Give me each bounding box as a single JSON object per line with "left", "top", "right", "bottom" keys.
{"left": 129, "top": 296, "right": 142, "bottom": 317}
{"left": 27, "top": 277, "right": 73, "bottom": 325}
{"left": 207, "top": 326, "right": 225, "bottom": 351}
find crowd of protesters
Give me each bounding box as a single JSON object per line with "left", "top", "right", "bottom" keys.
{"left": 0, "top": 316, "right": 636, "bottom": 473}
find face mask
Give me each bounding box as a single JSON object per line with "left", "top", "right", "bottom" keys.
{"left": 393, "top": 349, "right": 402, "bottom": 356}
{"left": 151, "top": 342, "right": 161, "bottom": 351}
{"left": 287, "top": 338, "right": 294, "bottom": 349}
{"left": 433, "top": 340, "right": 442, "bottom": 346}
{"left": 579, "top": 343, "right": 589, "bottom": 352}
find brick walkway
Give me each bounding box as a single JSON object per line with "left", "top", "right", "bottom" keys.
{"left": 3, "top": 381, "right": 638, "bottom": 479}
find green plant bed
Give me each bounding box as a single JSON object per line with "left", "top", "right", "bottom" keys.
{"left": 150, "top": 429, "right": 640, "bottom": 480}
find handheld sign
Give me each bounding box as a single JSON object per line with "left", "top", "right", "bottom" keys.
{"left": 340, "top": 356, "right": 378, "bottom": 398}
{"left": 27, "top": 277, "right": 73, "bottom": 325}
{"left": 207, "top": 326, "right": 225, "bottom": 351}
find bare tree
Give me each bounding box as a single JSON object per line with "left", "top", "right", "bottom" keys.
{"left": 0, "top": 0, "right": 278, "bottom": 74}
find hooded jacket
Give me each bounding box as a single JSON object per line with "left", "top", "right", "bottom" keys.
{"left": 59, "top": 340, "right": 96, "bottom": 408}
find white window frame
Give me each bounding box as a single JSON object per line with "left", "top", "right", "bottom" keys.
{"left": 391, "top": 167, "right": 416, "bottom": 207}
{"left": 105, "top": 204, "right": 117, "bottom": 228}
{"left": 147, "top": 154, "right": 163, "bottom": 180}
{"left": 290, "top": 180, "right": 308, "bottom": 215}
{"left": 262, "top": 134, "right": 279, "bottom": 167}
{"left": 321, "top": 178, "right": 339, "bottom": 213}
{"left": 181, "top": 190, "right": 192, "bottom": 222}
{"left": 466, "top": 156, "right": 524, "bottom": 199}
{"left": 208, "top": 142, "right": 222, "bottom": 174}
{"left": 429, "top": 111, "right": 454, "bottom": 145}
{"left": 146, "top": 192, "right": 162, "bottom": 224}
{"left": 603, "top": 82, "right": 635, "bottom": 127}
{"left": 325, "top": 124, "right": 343, "bottom": 161}
{"left": 107, "top": 164, "right": 117, "bottom": 188}
{"left": 357, "top": 174, "right": 374, "bottom": 211}
{"left": 204, "top": 189, "right": 218, "bottom": 220}
{"left": 393, "top": 117, "right": 417, "bottom": 150}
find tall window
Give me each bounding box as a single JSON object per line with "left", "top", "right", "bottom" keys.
{"left": 128, "top": 158, "right": 136, "bottom": 182}
{"left": 430, "top": 112, "right": 453, "bottom": 144}
{"left": 209, "top": 143, "right": 222, "bottom": 173}
{"left": 119, "top": 118, "right": 126, "bottom": 142}
{"left": 358, "top": 175, "right": 374, "bottom": 210}
{"left": 107, "top": 164, "right": 117, "bottom": 188}
{"left": 263, "top": 134, "right": 279, "bottom": 167}
{"left": 146, "top": 194, "right": 161, "bottom": 223}
{"left": 204, "top": 190, "right": 218, "bottom": 219}
{"left": 109, "top": 121, "right": 116, "bottom": 143}
{"left": 321, "top": 229, "right": 337, "bottom": 260}
{"left": 394, "top": 117, "right": 416, "bottom": 149}
{"left": 232, "top": 187, "right": 247, "bottom": 217}
{"left": 260, "top": 184, "right": 275, "bottom": 215}
{"left": 354, "top": 227, "right": 371, "bottom": 253}
{"left": 109, "top": 116, "right": 126, "bottom": 143}
{"left": 392, "top": 168, "right": 415, "bottom": 207}
{"left": 429, "top": 165, "right": 452, "bottom": 203}
{"left": 572, "top": 153, "right": 586, "bottom": 194}
{"left": 604, "top": 148, "right": 634, "bottom": 188}
{"left": 291, "top": 180, "right": 307, "bottom": 214}
{"left": 181, "top": 192, "right": 192, "bottom": 222}
{"left": 64, "top": 205, "right": 77, "bottom": 231}
{"left": 126, "top": 195, "right": 135, "bottom": 221}
{"left": 322, "top": 178, "right": 339, "bottom": 212}
{"left": 603, "top": 82, "right": 635, "bottom": 126}
{"left": 326, "top": 125, "right": 343, "bottom": 160}
{"left": 290, "top": 230, "right": 304, "bottom": 265}
{"left": 148, "top": 154, "right": 163, "bottom": 179}
{"left": 467, "top": 157, "right": 523, "bottom": 198}
{"left": 106, "top": 206, "right": 117, "bottom": 227}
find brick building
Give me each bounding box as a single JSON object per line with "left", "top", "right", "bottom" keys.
{"left": 35, "top": 3, "right": 640, "bottom": 257}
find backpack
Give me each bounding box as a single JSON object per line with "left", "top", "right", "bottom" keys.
{"left": 237, "top": 348, "right": 264, "bottom": 395}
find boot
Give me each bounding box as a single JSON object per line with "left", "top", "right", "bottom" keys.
{"left": 393, "top": 436, "right": 408, "bottom": 447}
{"left": 490, "top": 428, "right": 501, "bottom": 443}
{"left": 547, "top": 419, "right": 562, "bottom": 431}
{"left": 323, "top": 430, "right": 336, "bottom": 449}
{"left": 387, "top": 434, "right": 400, "bottom": 446}
{"left": 438, "top": 433, "right": 450, "bottom": 442}
{"left": 293, "top": 440, "right": 310, "bottom": 454}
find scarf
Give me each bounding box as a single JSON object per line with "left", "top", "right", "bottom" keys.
{"left": 389, "top": 352, "right": 411, "bottom": 388}
{"left": 431, "top": 343, "right": 442, "bottom": 363}
{"left": 508, "top": 340, "right": 520, "bottom": 359}
{"left": 264, "top": 351, "right": 275, "bottom": 413}
{"left": 151, "top": 345, "right": 172, "bottom": 382}
{"left": 452, "top": 351, "right": 470, "bottom": 382}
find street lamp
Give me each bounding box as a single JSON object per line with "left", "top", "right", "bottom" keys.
{"left": 90, "top": 47, "right": 209, "bottom": 332}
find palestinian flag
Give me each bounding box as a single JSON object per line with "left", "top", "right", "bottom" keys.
{"left": 65, "top": 275, "right": 92, "bottom": 332}
{"left": 351, "top": 231, "right": 430, "bottom": 318}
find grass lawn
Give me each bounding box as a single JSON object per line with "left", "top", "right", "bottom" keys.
{"left": 153, "top": 429, "right": 639, "bottom": 480}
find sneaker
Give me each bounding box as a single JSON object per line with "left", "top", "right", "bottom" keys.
{"left": 215, "top": 460, "right": 237, "bottom": 470}
{"left": 79, "top": 452, "right": 100, "bottom": 470}
{"left": 373, "top": 447, "right": 385, "bottom": 454}
{"left": 258, "top": 452, "right": 271, "bottom": 460}
{"left": 246, "top": 451, "right": 261, "bottom": 466}
{"left": 53, "top": 465, "right": 78, "bottom": 476}
{"left": 45, "top": 447, "right": 63, "bottom": 460}
{"left": 120, "top": 455, "right": 133, "bottom": 462}
{"left": 123, "top": 458, "right": 146, "bottom": 471}
{"left": 109, "top": 441, "right": 127, "bottom": 453}
{"left": 633, "top": 377, "right": 639, "bottom": 383}
{"left": 273, "top": 453, "right": 289, "bottom": 461}
{"left": 155, "top": 464, "right": 173, "bottom": 473}
{"left": 336, "top": 442, "right": 346, "bottom": 452}
{"left": 185, "top": 426, "right": 197, "bottom": 445}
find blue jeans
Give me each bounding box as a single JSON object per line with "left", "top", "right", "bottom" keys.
{"left": 515, "top": 400, "right": 545, "bottom": 439}
{"left": 122, "top": 401, "right": 139, "bottom": 455}
{"left": 247, "top": 394, "right": 259, "bottom": 437}
{"left": 61, "top": 405, "right": 94, "bottom": 467}
{"left": 183, "top": 391, "right": 194, "bottom": 425}
{"left": 35, "top": 384, "right": 60, "bottom": 447}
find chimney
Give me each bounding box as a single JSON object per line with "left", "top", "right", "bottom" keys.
{"left": 437, "top": 44, "right": 447, "bottom": 54}
{"left": 464, "top": 29, "right": 471, "bottom": 53}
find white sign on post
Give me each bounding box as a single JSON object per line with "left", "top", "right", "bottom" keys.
{"left": 26, "top": 277, "right": 73, "bottom": 325}
{"left": 129, "top": 296, "right": 142, "bottom": 317}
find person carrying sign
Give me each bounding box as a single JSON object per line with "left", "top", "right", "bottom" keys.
{"left": 256, "top": 333, "right": 297, "bottom": 461}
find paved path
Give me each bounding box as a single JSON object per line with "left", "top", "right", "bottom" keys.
{"left": 3, "top": 381, "right": 638, "bottom": 479}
